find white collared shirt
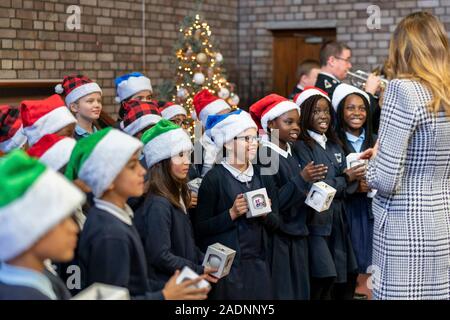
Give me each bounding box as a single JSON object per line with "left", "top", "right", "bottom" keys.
{"left": 0, "top": 263, "right": 57, "bottom": 300}
{"left": 308, "top": 130, "right": 328, "bottom": 150}
{"left": 221, "top": 159, "right": 254, "bottom": 183}
{"left": 94, "top": 198, "right": 134, "bottom": 226}
{"left": 261, "top": 139, "right": 292, "bottom": 159}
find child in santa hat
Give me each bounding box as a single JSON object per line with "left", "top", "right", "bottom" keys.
{"left": 192, "top": 89, "right": 231, "bottom": 177}
{"left": 159, "top": 100, "right": 202, "bottom": 204}
{"left": 115, "top": 72, "right": 153, "bottom": 121}
{"left": 65, "top": 128, "right": 210, "bottom": 300}
{"left": 0, "top": 105, "right": 27, "bottom": 153}
{"left": 332, "top": 83, "right": 376, "bottom": 299}
{"left": 159, "top": 101, "right": 189, "bottom": 130}
{"left": 0, "top": 150, "right": 86, "bottom": 300}
{"left": 20, "top": 94, "right": 77, "bottom": 146}
{"left": 55, "top": 75, "right": 102, "bottom": 141}
{"left": 135, "top": 119, "right": 218, "bottom": 291}
{"left": 250, "top": 93, "right": 328, "bottom": 299}
{"left": 293, "top": 87, "right": 365, "bottom": 300}
{"left": 119, "top": 99, "right": 162, "bottom": 211}
{"left": 194, "top": 109, "right": 280, "bottom": 300}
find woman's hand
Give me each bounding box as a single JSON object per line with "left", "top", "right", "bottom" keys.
{"left": 229, "top": 194, "right": 248, "bottom": 220}
{"left": 162, "top": 270, "right": 210, "bottom": 300}
{"left": 300, "top": 161, "right": 328, "bottom": 182}
{"left": 359, "top": 140, "right": 379, "bottom": 160}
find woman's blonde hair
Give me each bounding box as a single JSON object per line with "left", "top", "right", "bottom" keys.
{"left": 386, "top": 11, "right": 450, "bottom": 114}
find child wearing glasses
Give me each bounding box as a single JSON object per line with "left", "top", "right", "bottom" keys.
{"left": 293, "top": 88, "right": 365, "bottom": 300}
{"left": 194, "top": 109, "right": 280, "bottom": 299}
{"left": 250, "top": 94, "right": 327, "bottom": 299}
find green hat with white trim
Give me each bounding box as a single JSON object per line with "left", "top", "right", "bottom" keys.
{"left": 0, "top": 150, "right": 86, "bottom": 261}
{"left": 141, "top": 119, "right": 192, "bottom": 168}
{"left": 65, "top": 127, "right": 143, "bottom": 198}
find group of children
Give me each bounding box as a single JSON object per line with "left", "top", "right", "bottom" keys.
{"left": 0, "top": 71, "right": 375, "bottom": 300}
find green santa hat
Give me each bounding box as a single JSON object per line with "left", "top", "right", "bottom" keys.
{"left": 141, "top": 119, "right": 192, "bottom": 168}
{"left": 0, "top": 150, "right": 86, "bottom": 262}
{"left": 65, "top": 127, "right": 143, "bottom": 198}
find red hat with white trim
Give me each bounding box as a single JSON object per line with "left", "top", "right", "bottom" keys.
{"left": 193, "top": 89, "right": 231, "bottom": 127}
{"left": 249, "top": 94, "right": 299, "bottom": 133}
{"left": 55, "top": 75, "right": 102, "bottom": 107}
{"left": 159, "top": 102, "right": 187, "bottom": 120}
{"left": 20, "top": 94, "right": 77, "bottom": 146}
{"left": 27, "top": 134, "right": 76, "bottom": 171}
{"left": 120, "top": 100, "right": 162, "bottom": 136}
{"left": 293, "top": 86, "right": 330, "bottom": 107}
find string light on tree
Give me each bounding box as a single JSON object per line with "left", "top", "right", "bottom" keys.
{"left": 157, "top": 10, "right": 240, "bottom": 139}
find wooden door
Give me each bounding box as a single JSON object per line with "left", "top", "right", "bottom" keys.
{"left": 273, "top": 29, "right": 336, "bottom": 98}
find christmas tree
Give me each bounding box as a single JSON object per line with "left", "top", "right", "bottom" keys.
{"left": 159, "top": 13, "right": 239, "bottom": 138}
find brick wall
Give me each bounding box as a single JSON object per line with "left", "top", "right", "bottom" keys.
{"left": 0, "top": 0, "right": 238, "bottom": 116}
{"left": 237, "top": 0, "right": 450, "bottom": 105}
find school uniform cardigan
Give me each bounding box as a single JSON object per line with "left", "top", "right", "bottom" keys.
{"left": 78, "top": 205, "right": 163, "bottom": 300}
{"left": 193, "top": 164, "right": 280, "bottom": 260}
{"left": 134, "top": 195, "right": 205, "bottom": 290}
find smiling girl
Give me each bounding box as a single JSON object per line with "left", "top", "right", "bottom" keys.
{"left": 293, "top": 87, "right": 365, "bottom": 300}
{"left": 250, "top": 94, "right": 327, "bottom": 299}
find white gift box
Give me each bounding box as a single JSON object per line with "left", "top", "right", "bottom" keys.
{"left": 187, "top": 177, "right": 202, "bottom": 194}
{"left": 244, "top": 188, "right": 272, "bottom": 218}
{"left": 305, "top": 181, "right": 337, "bottom": 212}
{"left": 176, "top": 266, "right": 210, "bottom": 289}
{"left": 202, "top": 242, "right": 236, "bottom": 279}
{"left": 346, "top": 152, "right": 368, "bottom": 169}
{"left": 71, "top": 283, "right": 130, "bottom": 300}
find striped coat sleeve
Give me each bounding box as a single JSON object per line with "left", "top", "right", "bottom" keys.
{"left": 367, "top": 79, "right": 418, "bottom": 195}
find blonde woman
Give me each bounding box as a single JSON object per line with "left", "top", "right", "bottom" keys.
{"left": 361, "top": 12, "right": 450, "bottom": 299}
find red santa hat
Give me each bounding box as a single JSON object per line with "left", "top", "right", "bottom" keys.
{"left": 193, "top": 89, "right": 231, "bottom": 127}
{"left": 159, "top": 102, "right": 187, "bottom": 120}
{"left": 0, "top": 105, "right": 27, "bottom": 152}
{"left": 55, "top": 75, "right": 102, "bottom": 107}
{"left": 293, "top": 86, "right": 330, "bottom": 107}
{"left": 27, "top": 134, "right": 76, "bottom": 171}
{"left": 249, "top": 94, "right": 300, "bottom": 133}
{"left": 20, "top": 94, "right": 77, "bottom": 146}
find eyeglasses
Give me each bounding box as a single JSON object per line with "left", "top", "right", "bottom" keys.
{"left": 334, "top": 56, "right": 352, "bottom": 64}
{"left": 233, "top": 135, "right": 259, "bottom": 143}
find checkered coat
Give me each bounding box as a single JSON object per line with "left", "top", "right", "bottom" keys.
{"left": 367, "top": 79, "right": 450, "bottom": 300}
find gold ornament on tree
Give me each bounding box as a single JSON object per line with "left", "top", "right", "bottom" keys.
{"left": 196, "top": 53, "right": 207, "bottom": 64}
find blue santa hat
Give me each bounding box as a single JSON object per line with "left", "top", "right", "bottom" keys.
{"left": 205, "top": 109, "right": 257, "bottom": 148}
{"left": 114, "top": 72, "right": 153, "bottom": 103}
